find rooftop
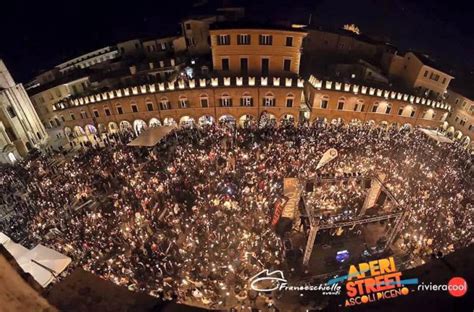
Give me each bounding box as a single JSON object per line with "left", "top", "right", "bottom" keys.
{"left": 210, "top": 21, "right": 307, "bottom": 33}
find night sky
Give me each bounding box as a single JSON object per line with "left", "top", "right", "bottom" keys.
{"left": 1, "top": 0, "right": 473, "bottom": 87}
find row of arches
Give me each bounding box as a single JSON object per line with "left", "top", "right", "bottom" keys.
{"left": 63, "top": 113, "right": 297, "bottom": 138}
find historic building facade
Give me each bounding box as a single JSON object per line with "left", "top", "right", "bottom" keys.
{"left": 445, "top": 89, "right": 473, "bottom": 143}
{"left": 20, "top": 24, "right": 472, "bottom": 149}
{"left": 210, "top": 26, "right": 307, "bottom": 76}
{"left": 53, "top": 76, "right": 304, "bottom": 137}
{"left": 0, "top": 60, "right": 48, "bottom": 163}
{"left": 305, "top": 75, "right": 449, "bottom": 129}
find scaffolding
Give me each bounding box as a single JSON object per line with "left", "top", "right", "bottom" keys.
{"left": 301, "top": 173, "right": 407, "bottom": 265}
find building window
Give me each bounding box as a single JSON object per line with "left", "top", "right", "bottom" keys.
{"left": 131, "top": 104, "right": 138, "bottom": 113}
{"left": 442, "top": 77, "right": 447, "bottom": 84}
{"left": 240, "top": 58, "right": 248, "bottom": 74}
{"left": 70, "top": 113, "right": 76, "bottom": 120}
{"left": 398, "top": 108, "right": 403, "bottom": 115}
{"left": 385, "top": 104, "right": 392, "bottom": 114}
{"left": 240, "top": 93, "right": 253, "bottom": 106}
{"left": 259, "top": 34, "right": 273, "bottom": 45}
{"left": 286, "top": 36, "right": 293, "bottom": 47}
{"left": 60, "top": 115, "right": 65, "bottom": 122}
{"left": 217, "top": 34, "right": 230, "bottom": 45}
{"left": 263, "top": 93, "right": 275, "bottom": 106}
{"left": 160, "top": 98, "right": 170, "bottom": 110}
{"left": 105, "top": 108, "right": 111, "bottom": 116}
{"left": 200, "top": 95, "right": 209, "bottom": 108}
{"left": 261, "top": 58, "right": 269, "bottom": 76}
{"left": 429, "top": 73, "right": 440, "bottom": 81}
{"left": 222, "top": 58, "right": 230, "bottom": 71}
{"left": 286, "top": 94, "right": 294, "bottom": 108}
{"left": 372, "top": 103, "right": 378, "bottom": 112}
{"left": 117, "top": 106, "right": 123, "bottom": 114}
{"left": 284, "top": 59, "right": 291, "bottom": 71}
{"left": 179, "top": 96, "right": 189, "bottom": 108}
{"left": 147, "top": 103, "right": 154, "bottom": 111}
{"left": 424, "top": 70, "right": 428, "bottom": 77}
{"left": 93, "top": 110, "right": 99, "bottom": 118}
{"left": 337, "top": 101, "right": 344, "bottom": 110}
{"left": 237, "top": 34, "right": 250, "bottom": 45}
{"left": 321, "top": 97, "right": 329, "bottom": 109}
{"left": 220, "top": 94, "right": 232, "bottom": 107}
{"left": 185, "top": 23, "right": 191, "bottom": 30}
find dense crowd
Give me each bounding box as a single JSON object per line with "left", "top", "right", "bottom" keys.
{"left": 0, "top": 122, "right": 472, "bottom": 309}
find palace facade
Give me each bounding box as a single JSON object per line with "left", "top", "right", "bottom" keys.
{"left": 23, "top": 21, "right": 472, "bottom": 150}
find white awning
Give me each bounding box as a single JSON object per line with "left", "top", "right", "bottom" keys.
{"left": 127, "top": 126, "right": 177, "bottom": 147}
{"left": 25, "top": 244, "right": 72, "bottom": 276}
{"left": 0, "top": 232, "right": 11, "bottom": 245}
{"left": 0, "top": 234, "right": 72, "bottom": 288}
{"left": 3, "top": 240, "right": 29, "bottom": 259}
{"left": 419, "top": 128, "right": 454, "bottom": 144}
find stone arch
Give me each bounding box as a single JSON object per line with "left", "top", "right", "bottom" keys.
{"left": 445, "top": 126, "right": 455, "bottom": 138}
{"left": 461, "top": 136, "right": 471, "bottom": 148}
{"left": 98, "top": 123, "right": 107, "bottom": 133}
{"left": 85, "top": 124, "right": 97, "bottom": 136}
{"left": 133, "top": 119, "right": 147, "bottom": 135}
{"left": 239, "top": 114, "right": 255, "bottom": 128}
{"left": 64, "top": 127, "right": 72, "bottom": 137}
{"left": 149, "top": 118, "right": 161, "bottom": 127}
{"left": 219, "top": 114, "right": 236, "bottom": 125}
{"left": 259, "top": 111, "right": 276, "bottom": 127}
{"left": 163, "top": 117, "right": 177, "bottom": 126}
{"left": 119, "top": 120, "right": 132, "bottom": 131}
{"left": 179, "top": 115, "right": 195, "bottom": 127}
{"left": 73, "top": 125, "right": 85, "bottom": 137}
{"left": 198, "top": 115, "right": 214, "bottom": 126}
{"left": 108, "top": 122, "right": 119, "bottom": 132}
{"left": 280, "top": 113, "right": 296, "bottom": 126}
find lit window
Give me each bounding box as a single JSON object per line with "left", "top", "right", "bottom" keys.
{"left": 240, "top": 93, "right": 253, "bottom": 106}
{"left": 179, "top": 96, "right": 189, "bottom": 108}
{"left": 217, "top": 34, "right": 230, "bottom": 45}
{"left": 263, "top": 93, "right": 275, "bottom": 106}
{"left": 220, "top": 94, "right": 232, "bottom": 107}
{"left": 200, "top": 94, "right": 209, "bottom": 108}
{"left": 237, "top": 34, "right": 250, "bottom": 45}
{"left": 259, "top": 34, "right": 273, "bottom": 45}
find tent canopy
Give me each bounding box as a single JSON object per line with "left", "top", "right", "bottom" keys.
{"left": 418, "top": 128, "right": 454, "bottom": 144}
{"left": 0, "top": 233, "right": 72, "bottom": 288}
{"left": 127, "top": 126, "right": 177, "bottom": 147}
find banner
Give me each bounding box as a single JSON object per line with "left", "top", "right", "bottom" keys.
{"left": 316, "top": 148, "right": 338, "bottom": 170}
{"left": 281, "top": 178, "right": 300, "bottom": 219}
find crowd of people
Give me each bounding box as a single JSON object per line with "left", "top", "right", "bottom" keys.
{"left": 0, "top": 121, "right": 472, "bottom": 310}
